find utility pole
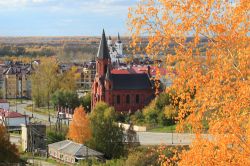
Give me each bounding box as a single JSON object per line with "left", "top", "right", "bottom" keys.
{"left": 29, "top": 124, "right": 35, "bottom": 166}
{"left": 15, "top": 74, "right": 17, "bottom": 113}
{"left": 48, "top": 92, "right": 51, "bottom": 129}
{"left": 31, "top": 99, "right": 34, "bottom": 118}
{"left": 171, "top": 113, "right": 174, "bottom": 145}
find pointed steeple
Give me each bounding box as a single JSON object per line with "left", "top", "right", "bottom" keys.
{"left": 117, "top": 32, "right": 122, "bottom": 43}
{"left": 97, "top": 29, "right": 110, "bottom": 59}
{"left": 105, "top": 65, "right": 112, "bottom": 81}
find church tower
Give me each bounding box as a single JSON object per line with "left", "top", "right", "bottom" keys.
{"left": 96, "top": 29, "right": 111, "bottom": 77}
{"left": 115, "top": 33, "right": 123, "bottom": 55}
{"left": 92, "top": 29, "right": 111, "bottom": 109}
{"left": 107, "top": 36, "right": 112, "bottom": 47}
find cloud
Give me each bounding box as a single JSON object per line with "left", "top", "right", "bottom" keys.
{"left": 0, "top": 0, "right": 28, "bottom": 8}
{"left": 0, "top": 0, "right": 138, "bottom": 14}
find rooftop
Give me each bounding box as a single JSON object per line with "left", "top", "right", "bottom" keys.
{"left": 0, "top": 109, "right": 28, "bottom": 118}
{"left": 110, "top": 73, "right": 153, "bottom": 90}
{"left": 49, "top": 140, "right": 103, "bottom": 157}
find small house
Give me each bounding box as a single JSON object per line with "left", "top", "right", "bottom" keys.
{"left": 48, "top": 140, "right": 104, "bottom": 164}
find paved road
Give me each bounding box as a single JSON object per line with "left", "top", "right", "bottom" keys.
{"left": 27, "top": 159, "right": 56, "bottom": 166}
{"left": 137, "top": 132, "right": 194, "bottom": 145}
{"left": 9, "top": 100, "right": 205, "bottom": 146}
{"left": 137, "top": 132, "right": 211, "bottom": 145}
{"left": 9, "top": 100, "right": 57, "bottom": 123}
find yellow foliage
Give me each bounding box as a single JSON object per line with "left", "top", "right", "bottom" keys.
{"left": 128, "top": 0, "right": 250, "bottom": 164}
{"left": 67, "top": 107, "right": 91, "bottom": 144}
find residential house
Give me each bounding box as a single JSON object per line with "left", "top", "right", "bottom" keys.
{"left": 48, "top": 140, "right": 104, "bottom": 164}
{"left": 3, "top": 63, "right": 34, "bottom": 99}
{"left": 0, "top": 99, "right": 9, "bottom": 110}
{"left": 0, "top": 109, "right": 29, "bottom": 128}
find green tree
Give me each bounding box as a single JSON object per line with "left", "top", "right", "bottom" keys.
{"left": 155, "top": 93, "right": 171, "bottom": 110}
{"left": 79, "top": 92, "right": 91, "bottom": 112}
{"left": 31, "top": 58, "right": 59, "bottom": 108}
{"left": 130, "top": 110, "right": 144, "bottom": 125}
{"left": 142, "top": 93, "right": 176, "bottom": 127}
{"left": 58, "top": 66, "right": 80, "bottom": 91}
{"left": 88, "top": 102, "right": 125, "bottom": 159}
{"left": 46, "top": 131, "right": 66, "bottom": 144}
{"left": 51, "top": 90, "right": 80, "bottom": 109}
{"left": 0, "top": 125, "right": 19, "bottom": 163}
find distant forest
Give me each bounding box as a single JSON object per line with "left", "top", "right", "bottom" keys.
{"left": 0, "top": 36, "right": 208, "bottom": 62}
{"left": 0, "top": 36, "right": 131, "bottom": 62}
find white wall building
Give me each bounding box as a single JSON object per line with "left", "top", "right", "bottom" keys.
{"left": 0, "top": 99, "right": 9, "bottom": 110}
{"left": 107, "top": 33, "right": 126, "bottom": 63}
{"left": 0, "top": 109, "right": 29, "bottom": 127}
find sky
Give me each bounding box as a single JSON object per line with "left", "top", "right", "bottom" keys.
{"left": 0, "top": 0, "right": 139, "bottom": 36}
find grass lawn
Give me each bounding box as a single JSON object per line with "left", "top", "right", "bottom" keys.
{"left": 20, "top": 153, "right": 61, "bottom": 166}
{"left": 25, "top": 105, "right": 57, "bottom": 116}
{"left": 148, "top": 124, "right": 177, "bottom": 133}
{"left": 7, "top": 98, "right": 30, "bottom": 106}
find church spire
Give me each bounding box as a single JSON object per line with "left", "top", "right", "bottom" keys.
{"left": 97, "top": 29, "right": 110, "bottom": 60}
{"left": 117, "top": 32, "right": 122, "bottom": 43}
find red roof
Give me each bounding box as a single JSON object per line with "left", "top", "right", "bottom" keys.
{"left": 132, "top": 66, "right": 168, "bottom": 76}
{"left": 111, "top": 69, "right": 130, "bottom": 74}
{"left": 0, "top": 109, "right": 28, "bottom": 118}
{"left": 0, "top": 99, "right": 8, "bottom": 103}
{"left": 111, "top": 66, "right": 168, "bottom": 75}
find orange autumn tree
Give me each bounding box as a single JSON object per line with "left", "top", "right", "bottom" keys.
{"left": 128, "top": 0, "right": 250, "bottom": 165}
{"left": 67, "top": 106, "right": 91, "bottom": 144}
{"left": 0, "top": 125, "right": 19, "bottom": 163}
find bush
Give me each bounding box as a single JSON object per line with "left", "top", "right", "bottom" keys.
{"left": 125, "top": 149, "right": 159, "bottom": 166}
{"left": 46, "top": 129, "right": 66, "bottom": 144}
{"left": 130, "top": 110, "right": 144, "bottom": 125}
{"left": 79, "top": 92, "right": 91, "bottom": 112}
{"left": 141, "top": 93, "right": 177, "bottom": 127}
{"left": 115, "top": 112, "right": 130, "bottom": 123}
{"left": 155, "top": 93, "right": 171, "bottom": 110}
{"left": 143, "top": 107, "right": 159, "bottom": 127}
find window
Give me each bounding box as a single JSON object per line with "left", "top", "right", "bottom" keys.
{"left": 126, "top": 95, "right": 130, "bottom": 104}
{"left": 117, "top": 95, "right": 120, "bottom": 104}
{"left": 136, "top": 94, "right": 140, "bottom": 104}
{"left": 104, "top": 64, "right": 107, "bottom": 74}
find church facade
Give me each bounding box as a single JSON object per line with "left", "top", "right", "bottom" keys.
{"left": 107, "top": 33, "right": 126, "bottom": 63}
{"left": 91, "top": 30, "right": 155, "bottom": 112}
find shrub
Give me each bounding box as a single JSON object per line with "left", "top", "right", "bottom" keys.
{"left": 125, "top": 149, "right": 159, "bottom": 166}
{"left": 130, "top": 110, "right": 144, "bottom": 125}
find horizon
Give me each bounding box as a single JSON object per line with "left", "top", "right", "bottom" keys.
{"left": 0, "top": 0, "right": 139, "bottom": 36}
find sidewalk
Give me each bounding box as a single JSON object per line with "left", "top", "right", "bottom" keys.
{"left": 27, "top": 159, "right": 57, "bottom": 166}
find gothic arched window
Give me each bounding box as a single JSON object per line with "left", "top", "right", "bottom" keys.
{"left": 126, "top": 95, "right": 130, "bottom": 104}
{"left": 136, "top": 94, "right": 140, "bottom": 104}
{"left": 117, "top": 95, "right": 120, "bottom": 104}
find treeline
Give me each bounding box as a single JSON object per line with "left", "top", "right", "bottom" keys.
{"left": 0, "top": 43, "right": 98, "bottom": 62}
{"left": 0, "top": 45, "right": 55, "bottom": 57}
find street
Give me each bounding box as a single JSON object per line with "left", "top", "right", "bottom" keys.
{"left": 9, "top": 100, "right": 205, "bottom": 146}
{"left": 9, "top": 100, "right": 57, "bottom": 123}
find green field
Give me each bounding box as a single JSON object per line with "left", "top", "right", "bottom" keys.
{"left": 25, "top": 105, "right": 56, "bottom": 116}
{"left": 148, "top": 124, "right": 176, "bottom": 133}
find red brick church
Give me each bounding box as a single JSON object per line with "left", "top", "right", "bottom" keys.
{"left": 91, "top": 30, "right": 155, "bottom": 112}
